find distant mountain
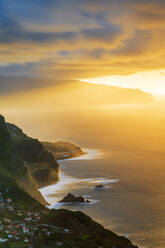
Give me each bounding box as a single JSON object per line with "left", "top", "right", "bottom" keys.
{"left": 66, "top": 81, "right": 155, "bottom": 105}
{"left": 0, "top": 76, "right": 154, "bottom": 105}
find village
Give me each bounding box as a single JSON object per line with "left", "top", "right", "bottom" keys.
{"left": 0, "top": 192, "right": 69, "bottom": 247}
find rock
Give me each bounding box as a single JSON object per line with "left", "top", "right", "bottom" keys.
{"left": 95, "top": 184, "right": 104, "bottom": 189}
{"left": 59, "top": 193, "right": 90, "bottom": 203}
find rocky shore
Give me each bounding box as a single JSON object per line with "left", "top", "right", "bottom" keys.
{"left": 59, "top": 193, "right": 91, "bottom": 203}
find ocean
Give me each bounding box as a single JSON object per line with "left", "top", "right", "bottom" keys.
{"left": 39, "top": 103, "right": 165, "bottom": 248}
{"left": 41, "top": 149, "right": 165, "bottom": 248}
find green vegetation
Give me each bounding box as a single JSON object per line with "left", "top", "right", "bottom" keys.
{"left": 6, "top": 123, "right": 59, "bottom": 188}
{"left": 42, "top": 141, "right": 86, "bottom": 160}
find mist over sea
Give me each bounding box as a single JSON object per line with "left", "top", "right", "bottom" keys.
{"left": 39, "top": 102, "right": 165, "bottom": 248}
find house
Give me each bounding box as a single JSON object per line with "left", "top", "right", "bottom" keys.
{"left": 24, "top": 238, "right": 29, "bottom": 243}
{"left": 18, "top": 213, "right": 23, "bottom": 217}
{"left": 4, "top": 218, "right": 10, "bottom": 223}
{"left": 0, "top": 226, "right": 4, "bottom": 231}
{"left": 0, "top": 237, "right": 7, "bottom": 242}
{"left": 27, "top": 212, "right": 32, "bottom": 216}
{"left": 24, "top": 217, "right": 32, "bottom": 222}
{"left": 8, "top": 206, "right": 14, "bottom": 212}
{"left": 23, "top": 226, "right": 29, "bottom": 234}
{"left": 8, "top": 234, "right": 13, "bottom": 238}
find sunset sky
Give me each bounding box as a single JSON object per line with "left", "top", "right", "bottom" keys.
{"left": 2, "top": 3, "right": 165, "bottom": 248}
{"left": 0, "top": 0, "right": 165, "bottom": 97}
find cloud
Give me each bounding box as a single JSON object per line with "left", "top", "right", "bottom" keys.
{"left": 1, "top": 0, "right": 165, "bottom": 93}
{"left": 110, "top": 30, "right": 152, "bottom": 56}
{"left": 81, "top": 25, "right": 122, "bottom": 44}
{"left": 0, "top": 13, "right": 77, "bottom": 44}
{"left": 0, "top": 75, "right": 48, "bottom": 94}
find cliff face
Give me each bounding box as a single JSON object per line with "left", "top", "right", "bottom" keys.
{"left": 0, "top": 116, "right": 47, "bottom": 205}
{"left": 0, "top": 115, "right": 11, "bottom": 160}
{"left": 6, "top": 123, "right": 59, "bottom": 188}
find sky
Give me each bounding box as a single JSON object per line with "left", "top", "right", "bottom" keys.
{"left": 1, "top": 0, "right": 165, "bottom": 96}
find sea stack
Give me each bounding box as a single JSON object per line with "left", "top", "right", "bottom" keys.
{"left": 59, "top": 193, "right": 90, "bottom": 203}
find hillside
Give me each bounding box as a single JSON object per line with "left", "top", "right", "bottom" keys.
{"left": 6, "top": 123, "right": 59, "bottom": 188}
{"left": 0, "top": 115, "right": 47, "bottom": 206}
{"left": 42, "top": 141, "right": 86, "bottom": 160}
{"left": 0, "top": 114, "right": 139, "bottom": 247}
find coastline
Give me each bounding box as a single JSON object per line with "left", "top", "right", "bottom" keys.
{"left": 40, "top": 148, "right": 118, "bottom": 208}
{"left": 57, "top": 148, "right": 103, "bottom": 162}
{"left": 41, "top": 149, "right": 142, "bottom": 248}
{"left": 40, "top": 149, "right": 100, "bottom": 206}
{"left": 39, "top": 149, "right": 138, "bottom": 245}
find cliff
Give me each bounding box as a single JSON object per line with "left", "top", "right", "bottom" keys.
{"left": 6, "top": 123, "right": 59, "bottom": 188}
{"left": 42, "top": 140, "right": 86, "bottom": 160}
{"left": 0, "top": 115, "right": 47, "bottom": 206}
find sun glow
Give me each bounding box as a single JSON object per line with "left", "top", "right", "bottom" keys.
{"left": 81, "top": 70, "right": 165, "bottom": 96}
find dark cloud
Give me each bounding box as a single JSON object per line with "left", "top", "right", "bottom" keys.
{"left": 0, "top": 74, "right": 71, "bottom": 95}
{"left": 0, "top": 14, "right": 76, "bottom": 44}
{"left": 82, "top": 25, "right": 121, "bottom": 43}
{"left": 0, "top": 75, "right": 47, "bottom": 94}
{"left": 88, "top": 48, "right": 105, "bottom": 59}
{"left": 110, "top": 30, "right": 152, "bottom": 56}
{"left": 0, "top": 0, "right": 165, "bottom": 94}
